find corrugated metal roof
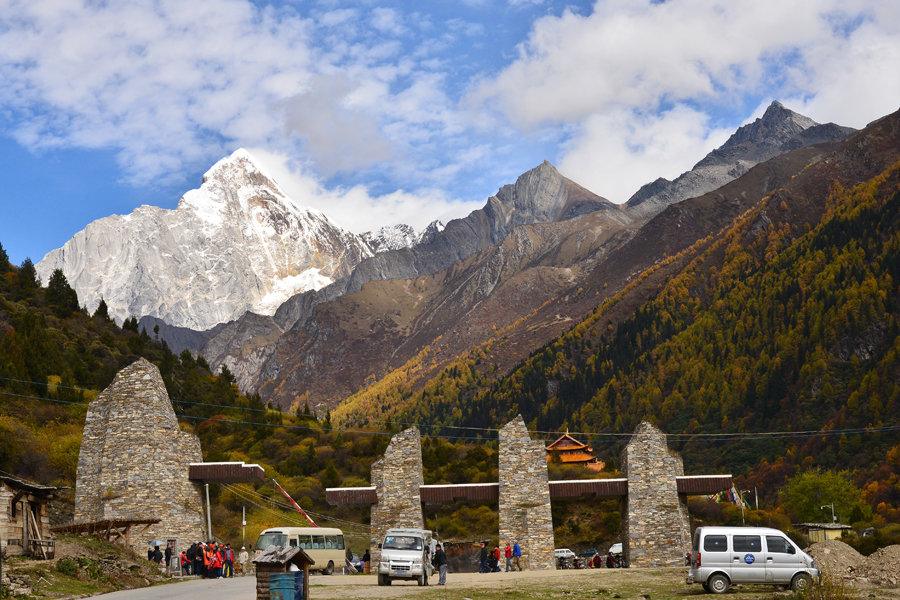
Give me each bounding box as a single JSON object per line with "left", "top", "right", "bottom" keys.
{"left": 420, "top": 483, "right": 499, "bottom": 504}
{"left": 675, "top": 475, "right": 732, "bottom": 494}
{"left": 188, "top": 462, "right": 265, "bottom": 483}
{"left": 549, "top": 478, "right": 628, "bottom": 498}
{"left": 325, "top": 486, "right": 377, "bottom": 506}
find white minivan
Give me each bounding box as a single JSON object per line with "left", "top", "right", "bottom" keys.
{"left": 686, "top": 526, "right": 819, "bottom": 594}
{"left": 377, "top": 528, "right": 434, "bottom": 586}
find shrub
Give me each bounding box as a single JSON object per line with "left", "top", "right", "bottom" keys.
{"left": 56, "top": 557, "right": 78, "bottom": 577}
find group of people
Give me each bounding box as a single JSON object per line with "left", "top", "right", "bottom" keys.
{"left": 479, "top": 540, "right": 522, "bottom": 573}
{"left": 150, "top": 541, "right": 250, "bottom": 578}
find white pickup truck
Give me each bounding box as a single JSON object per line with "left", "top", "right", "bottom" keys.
{"left": 377, "top": 528, "right": 434, "bottom": 586}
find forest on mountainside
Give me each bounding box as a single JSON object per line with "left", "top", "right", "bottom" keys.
{"left": 339, "top": 161, "right": 900, "bottom": 526}
{"left": 0, "top": 254, "right": 516, "bottom": 550}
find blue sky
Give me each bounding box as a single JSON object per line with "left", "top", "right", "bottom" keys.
{"left": 2, "top": 0, "right": 899, "bottom": 266}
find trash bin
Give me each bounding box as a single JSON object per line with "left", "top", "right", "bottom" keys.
{"left": 269, "top": 572, "right": 296, "bottom": 600}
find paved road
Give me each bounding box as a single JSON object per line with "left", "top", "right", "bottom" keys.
{"left": 95, "top": 576, "right": 256, "bottom": 600}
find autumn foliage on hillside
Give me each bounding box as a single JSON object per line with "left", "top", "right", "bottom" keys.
{"left": 339, "top": 162, "right": 900, "bottom": 522}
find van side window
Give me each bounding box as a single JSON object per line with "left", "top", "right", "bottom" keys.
{"left": 289, "top": 538, "right": 298, "bottom": 547}
{"left": 314, "top": 535, "right": 325, "bottom": 549}
{"left": 766, "top": 536, "right": 794, "bottom": 554}
{"left": 704, "top": 535, "right": 728, "bottom": 551}
{"left": 298, "top": 535, "right": 312, "bottom": 549}
{"left": 733, "top": 535, "right": 762, "bottom": 552}
{"left": 336, "top": 535, "right": 345, "bottom": 550}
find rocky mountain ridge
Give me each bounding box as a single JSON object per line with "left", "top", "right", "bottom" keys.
{"left": 625, "top": 101, "right": 855, "bottom": 219}
{"left": 37, "top": 149, "right": 373, "bottom": 330}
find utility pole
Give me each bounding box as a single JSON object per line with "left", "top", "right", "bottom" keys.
{"left": 205, "top": 483, "right": 213, "bottom": 540}
{"left": 821, "top": 503, "right": 836, "bottom": 523}
{"left": 740, "top": 490, "right": 751, "bottom": 525}
{"left": 242, "top": 505, "right": 246, "bottom": 549}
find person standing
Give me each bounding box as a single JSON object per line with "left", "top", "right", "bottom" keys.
{"left": 512, "top": 540, "right": 522, "bottom": 571}
{"left": 362, "top": 549, "right": 371, "bottom": 574}
{"left": 180, "top": 549, "right": 191, "bottom": 575}
{"left": 164, "top": 543, "right": 173, "bottom": 573}
{"left": 194, "top": 543, "right": 204, "bottom": 578}
{"left": 224, "top": 543, "right": 234, "bottom": 577}
{"left": 433, "top": 543, "right": 448, "bottom": 585}
{"left": 479, "top": 542, "right": 488, "bottom": 573}
{"left": 504, "top": 542, "right": 512, "bottom": 572}
{"left": 238, "top": 546, "right": 250, "bottom": 576}
{"left": 151, "top": 545, "right": 163, "bottom": 565}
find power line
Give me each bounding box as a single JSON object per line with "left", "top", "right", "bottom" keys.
{"left": 1, "top": 384, "right": 897, "bottom": 444}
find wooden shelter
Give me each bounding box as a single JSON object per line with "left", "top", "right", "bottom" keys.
{"left": 253, "top": 545, "right": 314, "bottom": 600}
{"left": 0, "top": 475, "right": 58, "bottom": 559}
{"left": 545, "top": 432, "right": 605, "bottom": 471}
{"left": 51, "top": 518, "right": 160, "bottom": 549}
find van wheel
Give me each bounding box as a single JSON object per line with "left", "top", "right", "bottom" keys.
{"left": 324, "top": 560, "right": 334, "bottom": 575}
{"left": 707, "top": 573, "right": 730, "bottom": 594}
{"left": 417, "top": 573, "right": 425, "bottom": 586}
{"left": 791, "top": 573, "right": 812, "bottom": 592}
{"left": 377, "top": 574, "right": 391, "bottom": 586}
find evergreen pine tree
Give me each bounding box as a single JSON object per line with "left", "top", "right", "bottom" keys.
{"left": 0, "top": 241, "right": 9, "bottom": 273}
{"left": 16, "top": 258, "right": 39, "bottom": 298}
{"left": 46, "top": 268, "right": 80, "bottom": 317}
{"left": 93, "top": 298, "right": 112, "bottom": 322}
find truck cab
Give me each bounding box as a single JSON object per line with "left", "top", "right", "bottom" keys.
{"left": 377, "top": 528, "right": 434, "bottom": 586}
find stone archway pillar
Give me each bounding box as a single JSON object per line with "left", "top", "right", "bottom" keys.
{"left": 498, "top": 416, "right": 555, "bottom": 570}
{"left": 369, "top": 426, "right": 424, "bottom": 566}
{"left": 621, "top": 421, "right": 690, "bottom": 566}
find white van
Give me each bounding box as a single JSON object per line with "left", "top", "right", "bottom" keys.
{"left": 254, "top": 526, "right": 345, "bottom": 574}
{"left": 377, "top": 528, "right": 434, "bottom": 586}
{"left": 686, "top": 526, "right": 819, "bottom": 593}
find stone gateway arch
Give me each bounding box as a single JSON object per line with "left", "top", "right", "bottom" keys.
{"left": 328, "top": 417, "right": 731, "bottom": 568}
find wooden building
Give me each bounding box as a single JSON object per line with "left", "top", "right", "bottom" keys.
{"left": 0, "top": 475, "right": 58, "bottom": 558}
{"left": 545, "top": 432, "right": 605, "bottom": 472}
{"left": 797, "top": 523, "right": 852, "bottom": 543}
{"left": 253, "top": 545, "right": 314, "bottom": 600}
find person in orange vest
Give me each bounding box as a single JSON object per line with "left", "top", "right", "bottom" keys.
{"left": 203, "top": 543, "right": 214, "bottom": 578}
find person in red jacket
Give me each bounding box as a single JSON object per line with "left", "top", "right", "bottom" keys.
{"left": 504, "top": 542, "right": 512, "bottom": 572}
{"left": 180, "top": 550, "right": 191, "bottom": 575}
{"left": 212, "top": 544, "right": 224, "bottom": 578}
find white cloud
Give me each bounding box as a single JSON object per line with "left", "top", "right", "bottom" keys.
{"left": 559, "top": 106, "right": 732, "bottom": 203}
{"left": 0, "top": 0, "right": 464, "bottom": 189}
{"left": 470, "top": 0, "right": 900, "bottom": 201}
{"left": 246, "top": 148, "right": 483, "bottom": 234}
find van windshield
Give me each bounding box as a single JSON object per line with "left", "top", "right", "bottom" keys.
{"left": 383, "top": 535, "right": 423, "bottom": 551}
{"left": 255, "top": 532, "right": 288, "bottom": 550}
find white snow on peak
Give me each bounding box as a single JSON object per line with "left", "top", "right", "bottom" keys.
{"left": 35, "top": 150, "right": 373, "bottom": 330}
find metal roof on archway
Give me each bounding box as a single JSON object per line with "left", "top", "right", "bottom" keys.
{"left": 326, "top": 474, "right": 731, "bottom": 507}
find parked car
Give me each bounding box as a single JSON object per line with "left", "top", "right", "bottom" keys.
{"left": 554, "top": 548, "right": 576, "bottom": 560}
{"left": 686, "top": 526, "right": 819, "bottom": 594}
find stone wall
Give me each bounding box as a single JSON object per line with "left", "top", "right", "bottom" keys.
{"left": 75, "top": 358, "right": 205, "bottom": 549}
{"left": 369, "top": 426, "right": 424, "bottom": 565}
{"left": 621, "top": 421, "right": 689, "bottom": 567}
{"left": 498, "top": 416, "right": 555, "bottom": 570}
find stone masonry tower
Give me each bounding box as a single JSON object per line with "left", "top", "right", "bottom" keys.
{"left": 75, "top": 358, "right": 205, "bottom": 547}
{"left": 498, "top": 415, "right": 555, "bottom": 569}
{"left": 369, "top": 426, "right": 424, "bottom": 566}
{"left": 621, "top": 421, "right": 690, "bottom": 567}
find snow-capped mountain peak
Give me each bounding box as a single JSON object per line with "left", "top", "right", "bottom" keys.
{"left": 36, "top": 149, "right": 373, "bottom": 330}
